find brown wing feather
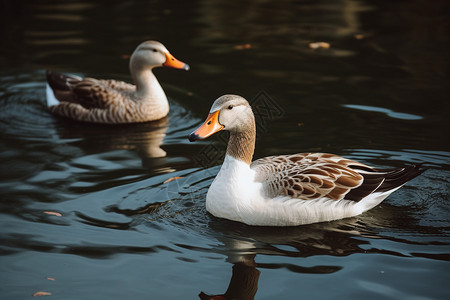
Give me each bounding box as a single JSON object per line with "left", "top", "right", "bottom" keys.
{"left": 72, "top": 78, "right": 134, "bottom": 109}
{"left": 251, "top": 153, "right": 373, "bottom": 201}
{"left": 47, "top": 71, "right": 135, "bottom": 109}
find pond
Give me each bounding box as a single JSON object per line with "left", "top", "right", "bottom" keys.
{"left": 1, "top": 0, "right": 449, "bottom": 299}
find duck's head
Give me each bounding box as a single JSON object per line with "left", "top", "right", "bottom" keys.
{"left": 130, "top": 40, "right": 190, "bottom": 71}
{"left": 189, "top": 95, "right": 254, "bottom": 142}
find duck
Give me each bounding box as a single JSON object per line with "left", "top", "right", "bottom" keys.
{"left": 189, "top": 95, "right": 426, "bottom": 226}
{"left": 46, "top": 40, "right": 189, "bottom": 124}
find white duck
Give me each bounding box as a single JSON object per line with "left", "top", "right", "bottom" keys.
{"left": 189, "top": 95, "right": 425, "bottom": 226}
{"left": 46, "top": 40, "right": 189, "bottom": 124}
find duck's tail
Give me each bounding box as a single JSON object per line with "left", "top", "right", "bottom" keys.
{"left": 45, "top": 70, "right": 81, "bottom": 107}
{"left": 349, "top": 164, "right": 427, "bottom": 212}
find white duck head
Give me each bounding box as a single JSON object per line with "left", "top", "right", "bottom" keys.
{"left": 129, "top": 40, "right": 190, "bottom": 72}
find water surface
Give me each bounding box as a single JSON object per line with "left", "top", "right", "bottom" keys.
{"left": 1, "top": 0, "right": 449, "bottom": 299}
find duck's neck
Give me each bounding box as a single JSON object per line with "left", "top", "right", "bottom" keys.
{"left": 226, "top": 120, "right": 256, "bottom": 166}
{"left": 132, "top": 68, "right": 167, "bottom": 104}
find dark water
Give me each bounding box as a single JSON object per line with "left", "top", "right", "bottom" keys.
{"left": 1, "top": 0, "right": 449, "bottom": 299}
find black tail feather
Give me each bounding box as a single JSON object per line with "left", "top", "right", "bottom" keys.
{"left": 46, "top": 70, "right": 75, "bottom": 91}
{"left": 377, "top": 164, "right": 426, "bottom": 193}
{"left": 346, "top": 164, "right": 426, "bottom": 201}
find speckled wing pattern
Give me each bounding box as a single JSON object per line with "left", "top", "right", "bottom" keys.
{"left": 251, "top": 153, "right": 424, "bottom": 202}
{"left": 72, "top": 78, "right": 135, "bottom": 109}
{"left": 47, "top": 71, "right": 134, "bottom": 109}
{"left": 46, "top": 71, "right": 147, "bottom": 123}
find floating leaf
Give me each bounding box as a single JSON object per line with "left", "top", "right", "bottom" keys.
{"left": 33, "top": 291, "right": 52, "bottom": 297}
{"left": 43, "top": 211, "right": 62, "bottom": 217}
{"left": 309, "top": 42, "right": 330, "bottom": 49}
{"left": 234, "top": 43, "right": 251, "bottom": 50}
{"left": 163, "top": 176, "right": 183, "bottom": 184}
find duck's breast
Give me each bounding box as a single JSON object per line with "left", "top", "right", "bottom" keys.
{"left": 206, "top": 155, "right": 263, "bottom": 223}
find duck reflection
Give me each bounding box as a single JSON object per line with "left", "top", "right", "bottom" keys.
{"left": 198, "top": 215, "right": 388, "bottom": 299}
{"left": 52, "top": 116, "right": 171, "bottom": 170}
{"left": 199, "top": 259, "right": 260, "bottom": 300}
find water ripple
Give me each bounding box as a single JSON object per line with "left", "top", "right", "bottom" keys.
{"left": 344, "top": 104, "right": 423, "bottom": 120}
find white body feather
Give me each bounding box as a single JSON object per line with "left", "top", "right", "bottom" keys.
{"left": 46, "top": 83, "right": 60, "bottom": 107}
{"left": 206, "top": 155, "right": 398, "bottom": 226}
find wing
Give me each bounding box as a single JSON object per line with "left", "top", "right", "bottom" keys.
{"left": 251, "top": 153, "right": 374, "bottom": 201}
{"left": 72, "top": 78, "right": 135, "bottom": 109}
{"left": 251, "top": 153, "right": 425, "bottom": 202}
{"left": 46, "top": 70, "right": 134, "bottom": 109}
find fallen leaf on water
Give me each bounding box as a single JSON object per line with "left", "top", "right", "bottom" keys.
{"left": 234, "top": 43, "right": 251, "bottom": 50}
{"left": 47, "top": 277, "right": 56, "bottom": 281}
{"left": 163, "top": 176, "right": 183, "bottom": 184}
{"left": 33, "top": 291, "right": 52, "bottom": 297}
{"left": 121, "top": 54, "right": 131, "bottom": 59}
{"left": 43, "top": 211, "right": 62, "bottom": 217}
{"left": 297, "top": 122, "right": 303, "bottom": 127}
{"left": 309, "top": 42, "right": 330, "bottom": 49}
{"left": 354, "top": 34, "right": 365, "bottom": 40}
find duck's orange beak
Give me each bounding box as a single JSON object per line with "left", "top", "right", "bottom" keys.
{"left": 189, "top": 110, "right": 224, "bottom": 142}
{"left": 163, "top": 52, "right": 190, "bottom": 70}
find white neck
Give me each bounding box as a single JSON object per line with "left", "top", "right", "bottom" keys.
{"left": 217, "top": 155, "right": 253, "bottom": 180}
{"left": 132, "top": 69, "right": 168, "bottom": 103}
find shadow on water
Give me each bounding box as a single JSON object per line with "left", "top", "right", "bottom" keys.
{"left": 52, "top": 118, "right": 171, "bottom": 169}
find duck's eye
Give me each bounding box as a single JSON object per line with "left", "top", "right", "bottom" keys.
{"left": 152, "top": 49, "right": 157, "bottom": 53}
{"left": 228, "top": 105, "right": 233, "bottom": 110}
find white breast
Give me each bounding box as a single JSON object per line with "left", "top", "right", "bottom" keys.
{"left": 206, "top": 155, "right": 262, "bottom": 224}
